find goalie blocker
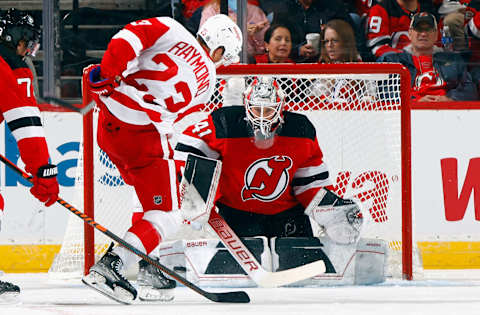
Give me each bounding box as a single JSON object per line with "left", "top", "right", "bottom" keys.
{"left": 175, "top": 154, "right": 386, "bottom": 287}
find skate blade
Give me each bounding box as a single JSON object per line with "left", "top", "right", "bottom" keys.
{"left": 82, "top": 272, "right": 135, "bottom": 305}
{"left": 0, "top": 292, "right": 20, "bottom": 305}
{"left": 138, "top": 286, "right": 174, "bottom": 302}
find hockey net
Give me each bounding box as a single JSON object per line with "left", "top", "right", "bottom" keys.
{"left": 48, "top": 63, "right": 416, "bottom": 280}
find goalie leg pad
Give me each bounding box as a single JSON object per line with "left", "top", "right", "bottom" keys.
{"left": 271, "top": 237, "right": 335, "bottom": 274}
{"left": 204, "top": 237, "right": 269, "bottom": 275}
{"left": 354, "top": 238, "right": 387, "bottom": 285}
{"left": 157, "top": 237, "right": 271, "bottom": 288}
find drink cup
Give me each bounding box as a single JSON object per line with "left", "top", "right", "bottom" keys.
{"left": 306, "top": 33, "right": 321, "bottom": 54}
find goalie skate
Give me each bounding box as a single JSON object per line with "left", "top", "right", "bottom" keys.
{"left": 82, "top": 244, "right": 137, "bottom": 304}
{"left": 137, "top": 259, "right": 176, "bottom": 302}
{"left": 0, "top": 280, "right": 20, "bottom": 303}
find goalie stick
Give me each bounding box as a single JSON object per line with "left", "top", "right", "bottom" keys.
{"left": 181, "top": 154, "right": 326, "bottom": 288}
{"left": 208, "top": 210, "right": 326, "bottom": 287}
{"left": 0, "top": 153, "right": 249, "bottom": 304}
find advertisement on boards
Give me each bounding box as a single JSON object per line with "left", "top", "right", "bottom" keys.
{"left": 0, "top": 112, "right": 81, "bottom": 245}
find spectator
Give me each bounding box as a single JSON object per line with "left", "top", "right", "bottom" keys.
{"left": 465, "top": 0, "right": 480, "bottom": 86}
{"left": 354, "top": 0, "right": 374, "bottom": 18}
{"left": 366, "top": 0, "right": 437, "bottom": 59}
{"left": 269, "top": 0, "right": 358, "bottom": 62}
{"left": 379, "top": 12, "right": 478, "bottom": 101}
{"left": 319, "top": 19, "right": 361, "bottom": 63}
{"left": 438, "top": 0, "right": 469, "bottom": 51}
{"left": 250, "top": 24, "right": 294, "bottom": 63}
{"left": 311, "top": 21, "right": 372, "bottom": 104}
{"left": 181, "top": 0, "right": 211, "bottom": 19}
{"left": 200, "top": 0, "right": 270, "bottom": 58}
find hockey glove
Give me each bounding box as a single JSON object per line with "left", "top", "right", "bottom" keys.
{"left": 85, "top": 65, "right": 119, "bottom": 96}
{"left": 310, "top": 198, "right": 363, "bottom": 245}
{"left": 30, "top": 164, "right": 59, "bottom": 207}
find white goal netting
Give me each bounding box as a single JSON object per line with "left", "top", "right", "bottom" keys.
{"left": 49, "top": 63, "right": 417, "bottom": 280}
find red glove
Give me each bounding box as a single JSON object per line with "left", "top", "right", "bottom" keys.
{"left": 85, "top": 64, "right": 119, "bottom": 96}
{"left": 30, "top": 164, "right": 59, "bottom": 207}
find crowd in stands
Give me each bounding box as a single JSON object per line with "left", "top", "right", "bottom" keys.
{"left": 56, "top": 0, "right": 480, "bottom": 101}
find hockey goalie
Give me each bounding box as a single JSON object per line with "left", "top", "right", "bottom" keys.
{"left": 168, "top": 76, "right": 388, "bottom": 288}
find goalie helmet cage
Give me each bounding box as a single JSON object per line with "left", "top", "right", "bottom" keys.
{"left": 49, "top": 63, "right": 413, "bottom": 280}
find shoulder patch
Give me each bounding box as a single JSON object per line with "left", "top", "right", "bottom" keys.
{"left": 211, "top": 106, "right": 250, "bottom": 138}
{"left": 279, "top": 111, "right": 316, "bottom": 140}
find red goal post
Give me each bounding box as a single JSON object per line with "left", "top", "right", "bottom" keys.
{"left": 51, "top": 63, "right": 413, "bottom": 280}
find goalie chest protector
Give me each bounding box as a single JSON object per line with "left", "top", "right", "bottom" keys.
{"left": 206, "top": 106, "right": 323, "bottom": 215}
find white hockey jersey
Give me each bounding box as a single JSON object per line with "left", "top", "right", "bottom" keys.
{"left": 99, "top": 16, "right": 216, "bottom": 133}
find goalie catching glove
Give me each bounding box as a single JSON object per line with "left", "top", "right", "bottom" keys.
{"left": 30, "top": 164, "right": 59, "bottom": 207}
{"left": 305, "top": 189, "right": 363, "bottom": 245}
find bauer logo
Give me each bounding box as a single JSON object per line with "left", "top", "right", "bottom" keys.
{"left": 241, "top": 156, "right": 292, "bottom": 202}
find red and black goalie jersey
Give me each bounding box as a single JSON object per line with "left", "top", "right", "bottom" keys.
{"left": 174, "top": 106, "right": 332, "bottom": 215}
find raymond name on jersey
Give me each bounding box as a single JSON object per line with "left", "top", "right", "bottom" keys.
{"left": 98, "top": 16, "right": 217, "bottom": 133}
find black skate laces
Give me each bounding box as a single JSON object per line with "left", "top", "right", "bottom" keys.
{"left": 141, "top": 260, "right": 171, "bottom": 285}
{"left": 108, "top": 253, "right": 129, "bottom": 283}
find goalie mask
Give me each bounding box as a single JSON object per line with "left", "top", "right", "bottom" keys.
{"left": 244, "top": 77, "right": 285, "bottom": 148}
{"left": 197, "top": 14, "right": 243, "bottom": 67}
{"left": 0, "top": 8, "right": 40, "bottom": 57}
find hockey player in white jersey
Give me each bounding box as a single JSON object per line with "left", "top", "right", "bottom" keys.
{"left": 82, "top": 14, "right": 242, "bottom": 304}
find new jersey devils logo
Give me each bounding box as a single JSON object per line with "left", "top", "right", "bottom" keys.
{"left": 414, "top": 70, "right": 445, "bottom": 88}
{"left": 241, "top": 156, "right": 292, "bottom": 202}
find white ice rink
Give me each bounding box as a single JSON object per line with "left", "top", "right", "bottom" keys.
{"left": 1, "top": 272, "right": 480, "bottom": 315}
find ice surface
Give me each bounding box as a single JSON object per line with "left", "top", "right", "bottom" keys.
{"left": 0, "top": 272, "right": 480, "bottom": 315}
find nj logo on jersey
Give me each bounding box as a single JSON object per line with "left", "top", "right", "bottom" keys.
{"left": 241, "top": 156, "right": 292, "bottom": 202}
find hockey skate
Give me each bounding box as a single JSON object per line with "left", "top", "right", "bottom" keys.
{"left": 82, "top": 243, "right": 137, "bottom": 304}
{"left": 0, "top": 280, "right": 20, "bottom": 303}
{"left": 137, "top": 259, "right": 176, "bottom": 302}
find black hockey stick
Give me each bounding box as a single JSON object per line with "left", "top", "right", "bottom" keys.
{"left": 0, "top": 153, "right": 249, "bottom": 303}
{"left": 41, "top": 96, "right": 94, "bottom": 115}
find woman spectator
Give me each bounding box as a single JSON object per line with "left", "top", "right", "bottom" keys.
{"left": 250, "top": 24, "right": 295, "bottom": 64}
{"left": 319, "top": 19, "right": 361, "bottom": 63}
{"left": 313, "top": 20, "right": 374, "bottom": 103}
{"left": 225, "top": 24, "right": 293, "bottom": 105}
{"left": 200, "top": 0, "right": 269, "bottom": 58}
